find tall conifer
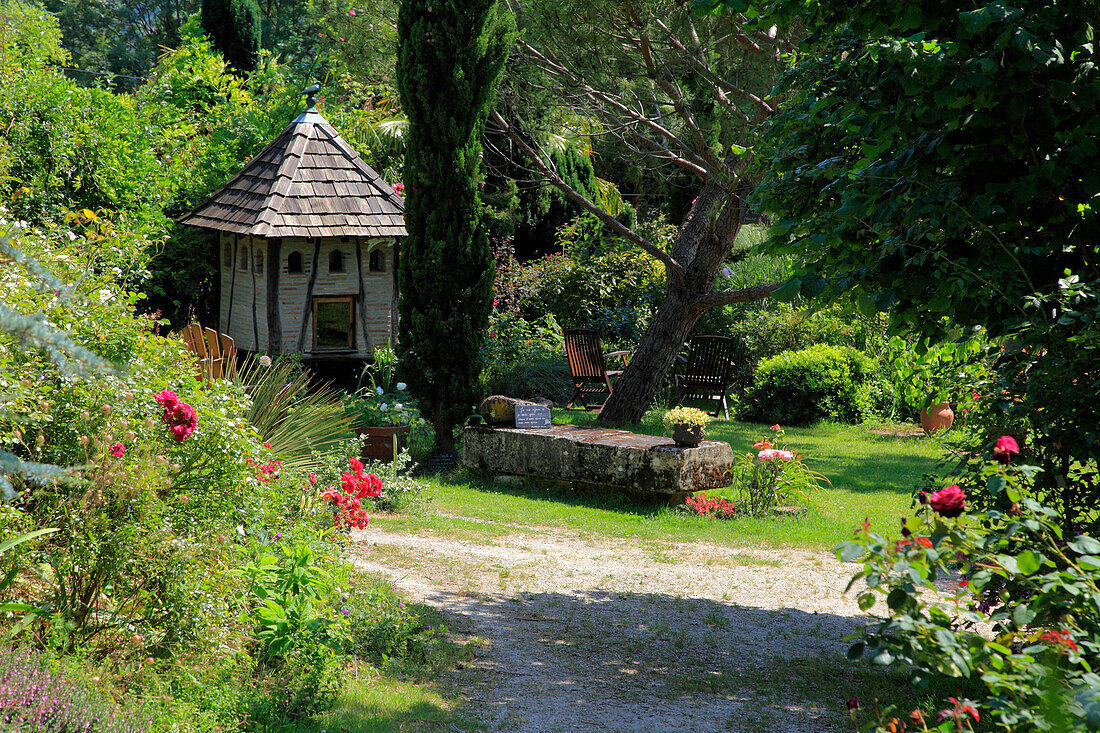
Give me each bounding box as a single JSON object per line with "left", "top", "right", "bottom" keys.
{"left": 395, "top": 0, "right": 514, "bottom": 453}
{"left": 200, "top": 0, "right": 261, "bottom": 72}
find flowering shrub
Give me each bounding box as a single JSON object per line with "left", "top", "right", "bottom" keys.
{"left": 0, "top": 647, "right": 149, "bottom": 732}
{"left": 730, "top": 425, "right": 827, "bottom": 515}
{"left": 662, "top": 406, "right": 711, "bottom": 431}
{"left": 682, "top": 492, "right": 737, "bottom": 519}
{"left": 321, "top": 458, "right": 382, "bottom": 529}
{"left": 837, "top": 437, "right": 1100, "bottom": 731}
{"left": 153, "top": 389, "right": 197, "bottom": 442}
{"left": 344, "top": 380, "right": 419, "bottom": 428}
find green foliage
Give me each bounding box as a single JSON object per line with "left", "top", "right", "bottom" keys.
{"left": 0, "top": 6, "right": 169, "bottom": 237}
{"left": 838, "top": 449, "right": 1100, "bottom": 730}
{"left": 742, "top": 344, "right": 873, "bottom": 425}
{"left": 883, "top": 333, "right": 987, "bottom": 418}
{"left": 200, "top": 0, "right": 261, "bottom": 72}
{"left": 480, "top": 310, "right": 570, "bottom": 402}
{"left": 395, "top": 0, "right": 515, "bottom": 451}
{"left": 514, "top": 214, "right": 669, "bottom": 344}
{"left": 754, "top": 0, "right": 1100, "bottom": 527}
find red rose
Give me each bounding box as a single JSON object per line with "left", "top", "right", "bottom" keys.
{"left": 928, "top": 485, "right": 967, "bottom": 518}
{"left": 992, "top": 435, "right": 1019, "bottom": 464}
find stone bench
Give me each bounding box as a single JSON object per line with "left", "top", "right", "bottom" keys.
{"left": 462, "top": 424, "right": 734, "bottom": 503}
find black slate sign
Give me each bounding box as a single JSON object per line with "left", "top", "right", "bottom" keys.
{"left": 514, "top": 404, "right": 551, "bottom": 429}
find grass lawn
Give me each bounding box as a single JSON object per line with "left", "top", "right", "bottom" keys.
{"left": 375, "top": 410, "right": 952, "bottom": 552}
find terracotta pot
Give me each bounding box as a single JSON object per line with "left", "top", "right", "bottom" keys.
{"left": 919, "top": 402, "right": 954, "bottom": 435}
{"left": 358, "top": 425, "right": 410, "bottom": 462}
{"left": 672, "top": 424, "right": 705, "bottom": 447}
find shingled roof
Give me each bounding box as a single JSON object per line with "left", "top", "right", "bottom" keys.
{"left": 179, "top": 109, "right": 406, "bottom": 239}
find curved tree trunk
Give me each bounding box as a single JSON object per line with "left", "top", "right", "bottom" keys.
{"left": 598, "top": 285, "right": 704, "bottom": 424}
{"left": 599, "top": 177, "right": 776, "bottom": 425}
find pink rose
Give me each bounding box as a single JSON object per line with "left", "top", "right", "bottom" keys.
{"left": 348, "top": 8, "right": 356, "bottom": 15}
{"left": 108, "top": 442, "right": 126, "bottom": 457}
{"left": 928, "top": 485, "right": 967, "bottom": 518}
{"left": 992, "top": 435, "right": 1019, "bottom": 464}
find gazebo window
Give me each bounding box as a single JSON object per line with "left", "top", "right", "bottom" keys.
{"left": 287, "top": 251, "right": 303, "bottom": 273}
{"left": 238, "top": 244, "right": 248, "bottom": 271}
{"left": 329, "top": 249, "right": 345, "bottom": 273}
{"left": 369, "top": 249, "right": 385, "bottom": 272}
{"left": 313, "top": 296, "right": 355, "bottom": 349}
{"left": 223, "top": 240, "right": 232, "bottom": 268}
{"left": 253, "top": 250, "right": 264, "bottom": 275}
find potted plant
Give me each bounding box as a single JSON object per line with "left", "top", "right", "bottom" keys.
{"left": 662, "top": 406, "right": 711, "bottom": 447}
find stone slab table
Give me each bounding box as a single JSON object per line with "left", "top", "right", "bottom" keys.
{"left": 462, "top": 424, "right": 734, "bottom": 503}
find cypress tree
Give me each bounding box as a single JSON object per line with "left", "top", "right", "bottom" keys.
{"left": 396, "top": 0, "right": 515, "bottom": 453}
{"left": 200, "top": 0, "right": 261, "bottom": 72}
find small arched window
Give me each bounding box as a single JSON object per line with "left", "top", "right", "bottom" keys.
{"left": 287, "top": 251, "right": 303, "bottom": 273}
{"left": 328, "top": 249, "right": 344, "bottom": 273}
{"left": 238, "top": 244, "right": 248, "bottom": 271}
{"left": 253, "top": 249, "right": 264, "bottom": 275}
{"left": 223, "top": 240, "right": 232, "bottom": 268}
{"left": 369, "top": 249, "right": 385, "bottom": 272}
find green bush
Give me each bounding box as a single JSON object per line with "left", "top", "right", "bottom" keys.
{"left": 480, "top": 311, "right": 571, "bottom": 402}
{"left": 741, "top": 344, "right": 873, "bottom": 425}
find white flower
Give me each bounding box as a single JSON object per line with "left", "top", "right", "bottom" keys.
{"left": 720, "top": 266, "right": 734, "bottom": 277}
{"left": 395, "top": 403, "right": 403, "bottom": 410}
{"left": 380, "top": 403, "right": 388, "bottom": 411}
{"left": 67, "top": 231, "right": 78, "bottom": 241}
{"left": 259, "top": 355, "right": 272, "bottom": 367}
{"left": 397, "top": 382, "right": 407, "bottom": 390}
{"left": 376, "top": 386, "right": 384, "bottom": 395}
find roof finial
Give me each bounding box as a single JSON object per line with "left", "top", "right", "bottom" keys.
{"left": 303, "top": 83, "right": 321, "bottom": 112}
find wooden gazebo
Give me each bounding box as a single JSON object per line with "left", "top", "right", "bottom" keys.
{"left": 179, "top": 94, "right": 405, "bottom": 360}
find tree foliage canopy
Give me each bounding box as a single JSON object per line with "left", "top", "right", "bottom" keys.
{"left": 751, "top": 0, "right": 1099, "bottom": 527}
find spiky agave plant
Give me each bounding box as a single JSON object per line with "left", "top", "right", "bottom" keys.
{"left": 236, "top": 357, "right": 356, "bottom": 472}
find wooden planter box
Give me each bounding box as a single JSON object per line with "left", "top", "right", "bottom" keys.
{"left": 359, "top": 425, "right": 409, "bottom": 463}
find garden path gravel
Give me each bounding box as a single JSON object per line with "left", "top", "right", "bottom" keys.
{"left": 350, "top": 520, "right": 872, "bottom": 732}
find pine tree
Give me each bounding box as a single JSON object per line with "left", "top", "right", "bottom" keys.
{"left": 395, "top": 0, "right": 515, "bottom": 453}
{"left": 200, "top": 0, "right": 261, "bottom": 72}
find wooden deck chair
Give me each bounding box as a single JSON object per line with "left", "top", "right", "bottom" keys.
{"left": 179, "top": 324, "right": 237, "bottom": 381}
{"left": 673, "top": 335, "right": 737, "bottom": 419}
{"left": 563, "top": 329, "right": 630, "bottom": 410}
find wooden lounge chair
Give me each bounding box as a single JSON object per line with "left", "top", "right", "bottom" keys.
{"left": 180, "top": 323, "right": 237, "bottom": 381}
{"left": 563, "top": 329, "right": 630, "bottom": 410}
{"left": 673, "top": 335, "right": 737, "bottom": 419}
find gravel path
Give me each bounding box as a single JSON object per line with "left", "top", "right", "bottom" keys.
{"left": 350, "top": 521, "right": 872, "bottom": 732}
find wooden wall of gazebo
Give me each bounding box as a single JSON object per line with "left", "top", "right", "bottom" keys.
{"left": 218, "top": 232, "right": 397, "bottom": 357}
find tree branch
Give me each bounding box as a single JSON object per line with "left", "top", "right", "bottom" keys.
{"left": 488, "top": 109, "right": 685, "bottom": 280}
{"left": 693, "top": 282, "right": 783, "bottom": 310}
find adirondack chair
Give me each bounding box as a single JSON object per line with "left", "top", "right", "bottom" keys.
{"left": 563, "top": 329, "right": 631, "bottom": 410}
{"left": 180, "top": 323, "right": 237, "bottom": 381}
{"left": 673, "top": 335, "right": 737, "bottom": 419}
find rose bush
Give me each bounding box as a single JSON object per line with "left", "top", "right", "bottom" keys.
{"left": 730, "top": 425, "right": 828, "bottom": 516}
{"left": 837, "top": 438, "right": 1100, "bottom": 731}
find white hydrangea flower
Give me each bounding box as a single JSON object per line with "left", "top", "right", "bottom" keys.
{"left": 376, "top": 386, "right": 384, "bottom": 395}
{"left": 397, "top": 382, "right": 407, "bottom": 390}
{"left": 380, "top": 403, "right": 388, "bottom": 411}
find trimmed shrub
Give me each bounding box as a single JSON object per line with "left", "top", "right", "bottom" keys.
{"left": 740, "top": 344, "right": 873, "bottom": 425}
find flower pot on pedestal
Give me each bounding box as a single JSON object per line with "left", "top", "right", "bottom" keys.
{"left": 672, "top": 424, "right": 705, "bottom": 447}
